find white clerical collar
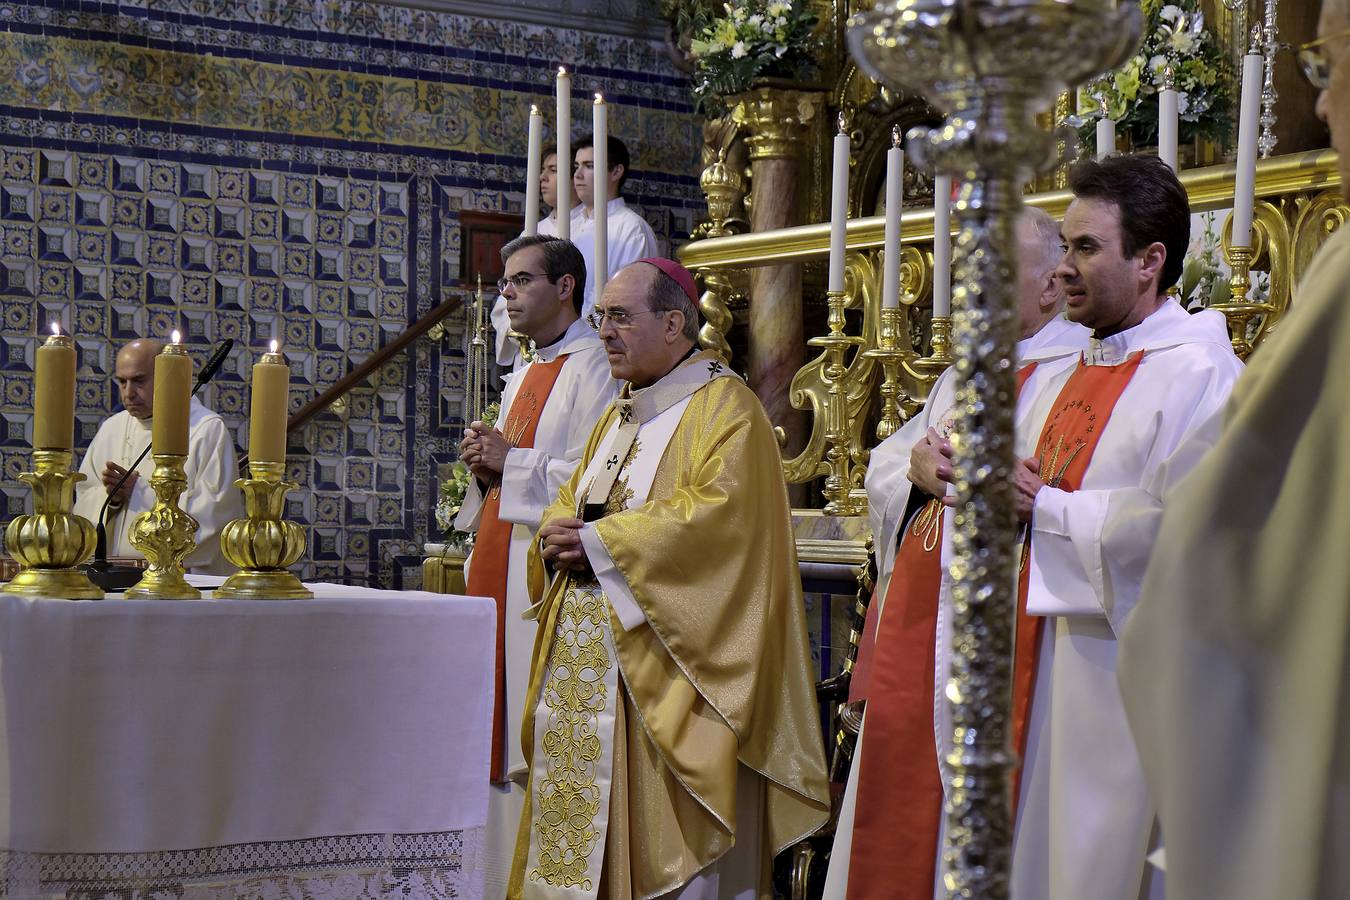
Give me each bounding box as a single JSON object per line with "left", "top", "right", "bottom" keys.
{"left": 580, "top": 197, "right": 628, "bottom": 223}
{"left": 531, "top": 316, "right": 596, "bottom": 362}
{"left": 1085, "top": 298, "right": 1188, "bottom": 365}
{"left": 1017, "top": 315, "right": 1090, "bottom": 363}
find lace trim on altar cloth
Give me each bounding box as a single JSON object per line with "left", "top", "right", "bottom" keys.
{"left": 1, "top": 828, "right": 484, "bottom": 900}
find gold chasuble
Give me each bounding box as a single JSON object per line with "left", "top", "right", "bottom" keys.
{"left": 509, "top": 350, "right": 830, "bottom": 900}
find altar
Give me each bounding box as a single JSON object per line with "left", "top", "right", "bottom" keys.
{"left": 0, "top": 584, "right": 495, "bottom": 899}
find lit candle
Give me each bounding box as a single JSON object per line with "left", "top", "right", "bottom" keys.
{"left": 932, "top": 175, "right": 952, "bottom": 317}
{"left": 523, "top": 104, "right": 543, "bottom": 237}
{"left": 555, "top": 67, "right": 571, "bottom": 241}
{"left": 593, "top": 93, "right": 609, "bottom": 300}
{"left": 249, "top": 339, "right": 290, "bottom": 465}
{"left": 1232, "top": 34, "right": 1264, "bottom": 249}
{"left": 1158, "top": 64, "right": 1179, "bottom": 172}
{"left": 151, "top": 331, "right": 191, "bottom": 456}
{"left": 34, "top": 322, "right": 75, "bottom": 451}
{"left": 1095, "top": 96, "right": 1116, "bottom": 160}
{"left": 828, "top": 113, "right": 850, "bottom": 294}
{"left": 882, "top": 126, "right": 904, "bottom": 310}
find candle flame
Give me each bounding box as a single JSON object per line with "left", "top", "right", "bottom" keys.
{"left": 891, "top": 124, "right": 903, "bottom": 148}
{"left": 270, "top": 339, "right": 279, "bottom": 353}
{"left": 171, "top": 329, "right": 181, "bottom": 344}
{"left": 837, "top": 111, "right": 847, "bottom": 134}
{"left": 558, "top": 66, "right": 567, "bottom": 77}
{"left": 531, "top": 103, "right": 539, "bottom": 115}
{"left": 594, "top": 92, "right": 604, "bottom": 103}
{"left": 50, "top": 321, "right": 60, "bottom": 337}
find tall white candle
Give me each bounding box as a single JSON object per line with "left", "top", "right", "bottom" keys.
{"left": 1096, "top": 114, "right": 1117, "bottom": 159}
{"left": 593, "top": 93, "right": 609, "bottom": 301}
{"left": 882, "top": 127, "right": 904, "bottom": 310}
{"left": 555, "top": 67, "right": 571, "bottom": 241}
{"left": 932, "top": 174, "right": 952, "bottom": 318}
{"left": 1158, "top": 65, "right": 1179, "bottom": 172}
{"left": 523, "top": 105, "right": 543, "bottom": 236}
{"left": 1232, "top": 47, "right": 1264, "bottom": 249}
{"left": 828, "top": 114, "right": 850, "bottom": 294}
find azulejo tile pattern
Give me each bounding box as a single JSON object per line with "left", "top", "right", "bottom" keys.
{"left": 0, "top": 1, "right": 701, "bottom": 588}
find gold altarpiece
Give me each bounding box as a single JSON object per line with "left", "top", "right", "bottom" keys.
{"left": 678, "top": 0, "right": 1344, "bottom": 517}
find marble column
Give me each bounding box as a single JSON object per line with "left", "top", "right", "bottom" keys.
{"left": 731, "top": 88, "right": 821, "bottom": 456}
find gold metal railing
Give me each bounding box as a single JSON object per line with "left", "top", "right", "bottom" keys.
{"left": 680, "top": 149, "right": 1346, "bottom": 509}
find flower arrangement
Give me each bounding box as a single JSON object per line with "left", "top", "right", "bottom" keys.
{"left": 681, "top": 1, "right": 820, "bottom": 111}
{"left": 1079, "top": 0, "right": 1234, "bottom": 149}
{"left": 435, "top": 401, "right": 500, "bottom": 549}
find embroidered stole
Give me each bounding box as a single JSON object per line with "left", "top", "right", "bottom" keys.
{"left": 1007, "top": 350, "right": 1143, "bottom": 804}
{"left": 465, "top": 353, "right": 569, "bottom": 783}
{"left": 518, "top": 352, "right": 736, "bottom": 900}
{"left": 847, "top": 362, "right": 1040, "bottom": 900}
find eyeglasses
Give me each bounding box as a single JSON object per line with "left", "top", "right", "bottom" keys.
{"left": 497, "top": 271, "right": 553, "bottom": 293}
{"left": 585, "top": 307, "right": 667, "bottom": 330}
{"left": 1298, "top": 27, "right": 1350, "bottom": 89}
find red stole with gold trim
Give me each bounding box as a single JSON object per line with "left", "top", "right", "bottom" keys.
{"left": 847, "top": 362, "right": 1041, "bottom": 899}
{"left": 465, "top": 353, "right": 569, "bottom": 782}
{"left": 1007, "top": 350, "right": 1143, "bottom": 803}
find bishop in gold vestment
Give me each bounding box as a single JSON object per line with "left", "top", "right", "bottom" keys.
{"left": 509, "top": 259, "right": 829, "bottom": 899}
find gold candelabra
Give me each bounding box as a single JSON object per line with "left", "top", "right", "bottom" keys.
{"left": 1216, "top": 243, "right": 1271, "bottom": 360}
{"left": 1, "top": 449, "right": 103, "bottom": 599}
{"left": 126, "top": 453, "right": 200, "bottom": 600}
{"left": 809, "top": 288, "right": 866, "bottom": 515}
{"left": 904, "top": 314, "right": 954, "bottom": 389}
{"left": 861, "top": 307, "right": 911, "bottom": 440}
{"left": 216, "top": 460, "right": 312, "bottom": 600}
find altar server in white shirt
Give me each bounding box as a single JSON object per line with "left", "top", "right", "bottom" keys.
{"left": 571, "top": 133, "right": 659, "bottom": 318}
{"left": 493, "top": 149, "right": 583, "bottom": 369}
{"left": 455, "top": 234, "right": 619, "bottom": 896}
{"left": 73, "top": 338, "right": 243, "bottom": 574}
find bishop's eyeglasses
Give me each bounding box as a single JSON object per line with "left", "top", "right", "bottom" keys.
{"left": 586, "top": 307, "right": 668, "bottom": 330}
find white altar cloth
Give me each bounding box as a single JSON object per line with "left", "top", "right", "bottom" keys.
{"left": 0, "top": 586, "right": 495, "bottom": 899}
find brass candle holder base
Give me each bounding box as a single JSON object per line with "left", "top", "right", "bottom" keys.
{"left": 216, "top": 461, "right": 312, "bottom": 600}
{"left": 901, "top": 314, "right": 955, "bottom": 403}
{"left": 809, "top": 289, "right": 866, "bottom": 516}
{"left": 0, "top": 449, "right": 103, "bottom": 600}
{"left": 862, "top": 307, "right": 913, "bottom": 440}
{"left": 126, "top": 453, "right": 200, "bottom": 600}
{"left": 1216, "top": 244, "right": 1272, "bottom": 360}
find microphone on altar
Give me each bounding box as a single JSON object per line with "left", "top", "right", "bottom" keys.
{"left": 84, "top": 338, "right": 234, "bottom": 591}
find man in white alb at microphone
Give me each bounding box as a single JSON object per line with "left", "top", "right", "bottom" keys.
{"left": 73, "top": 338, "right": 243, "bottom": 574}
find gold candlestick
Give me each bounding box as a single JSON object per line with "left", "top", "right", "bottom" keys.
{"left": 1215, "top": 244, "right": 1271, "bottom": 360}
{"left": 902, "top": 314, "right": 955, "bottom": 392}
{"left": 1, "top": 449, "right": 102, "bottom": 599}
{"left": 808, "top": 289, "right": 865, "bottom": 516}
{"left": 126, "top": 453, "right": 200, "bottom": 600}
{"left": 862, "top": 307, "right": 912, "bottom": 440}
{"left": 216, "top": 461, "right": 313, "bottom": 600}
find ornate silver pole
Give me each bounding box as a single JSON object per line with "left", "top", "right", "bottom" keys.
{"left": 848, "top": 2, "right": 1140, "bottom": 896}
{"left": 1258, "top": 1, "right": 1279, "bottom": 159}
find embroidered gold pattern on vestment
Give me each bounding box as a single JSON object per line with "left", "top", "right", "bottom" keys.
{"left": 529, "top": 586, "right": 613, "bottom": 890}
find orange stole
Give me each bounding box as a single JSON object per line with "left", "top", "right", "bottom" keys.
{"left": 847, "top": 363, "right": 1039, "bottom": 899}
{"left": 1009, "top": 350, "right": 1143, "bottom": 803}
{"left": 464, "top": 353, "right": 569, "bottom": 782}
